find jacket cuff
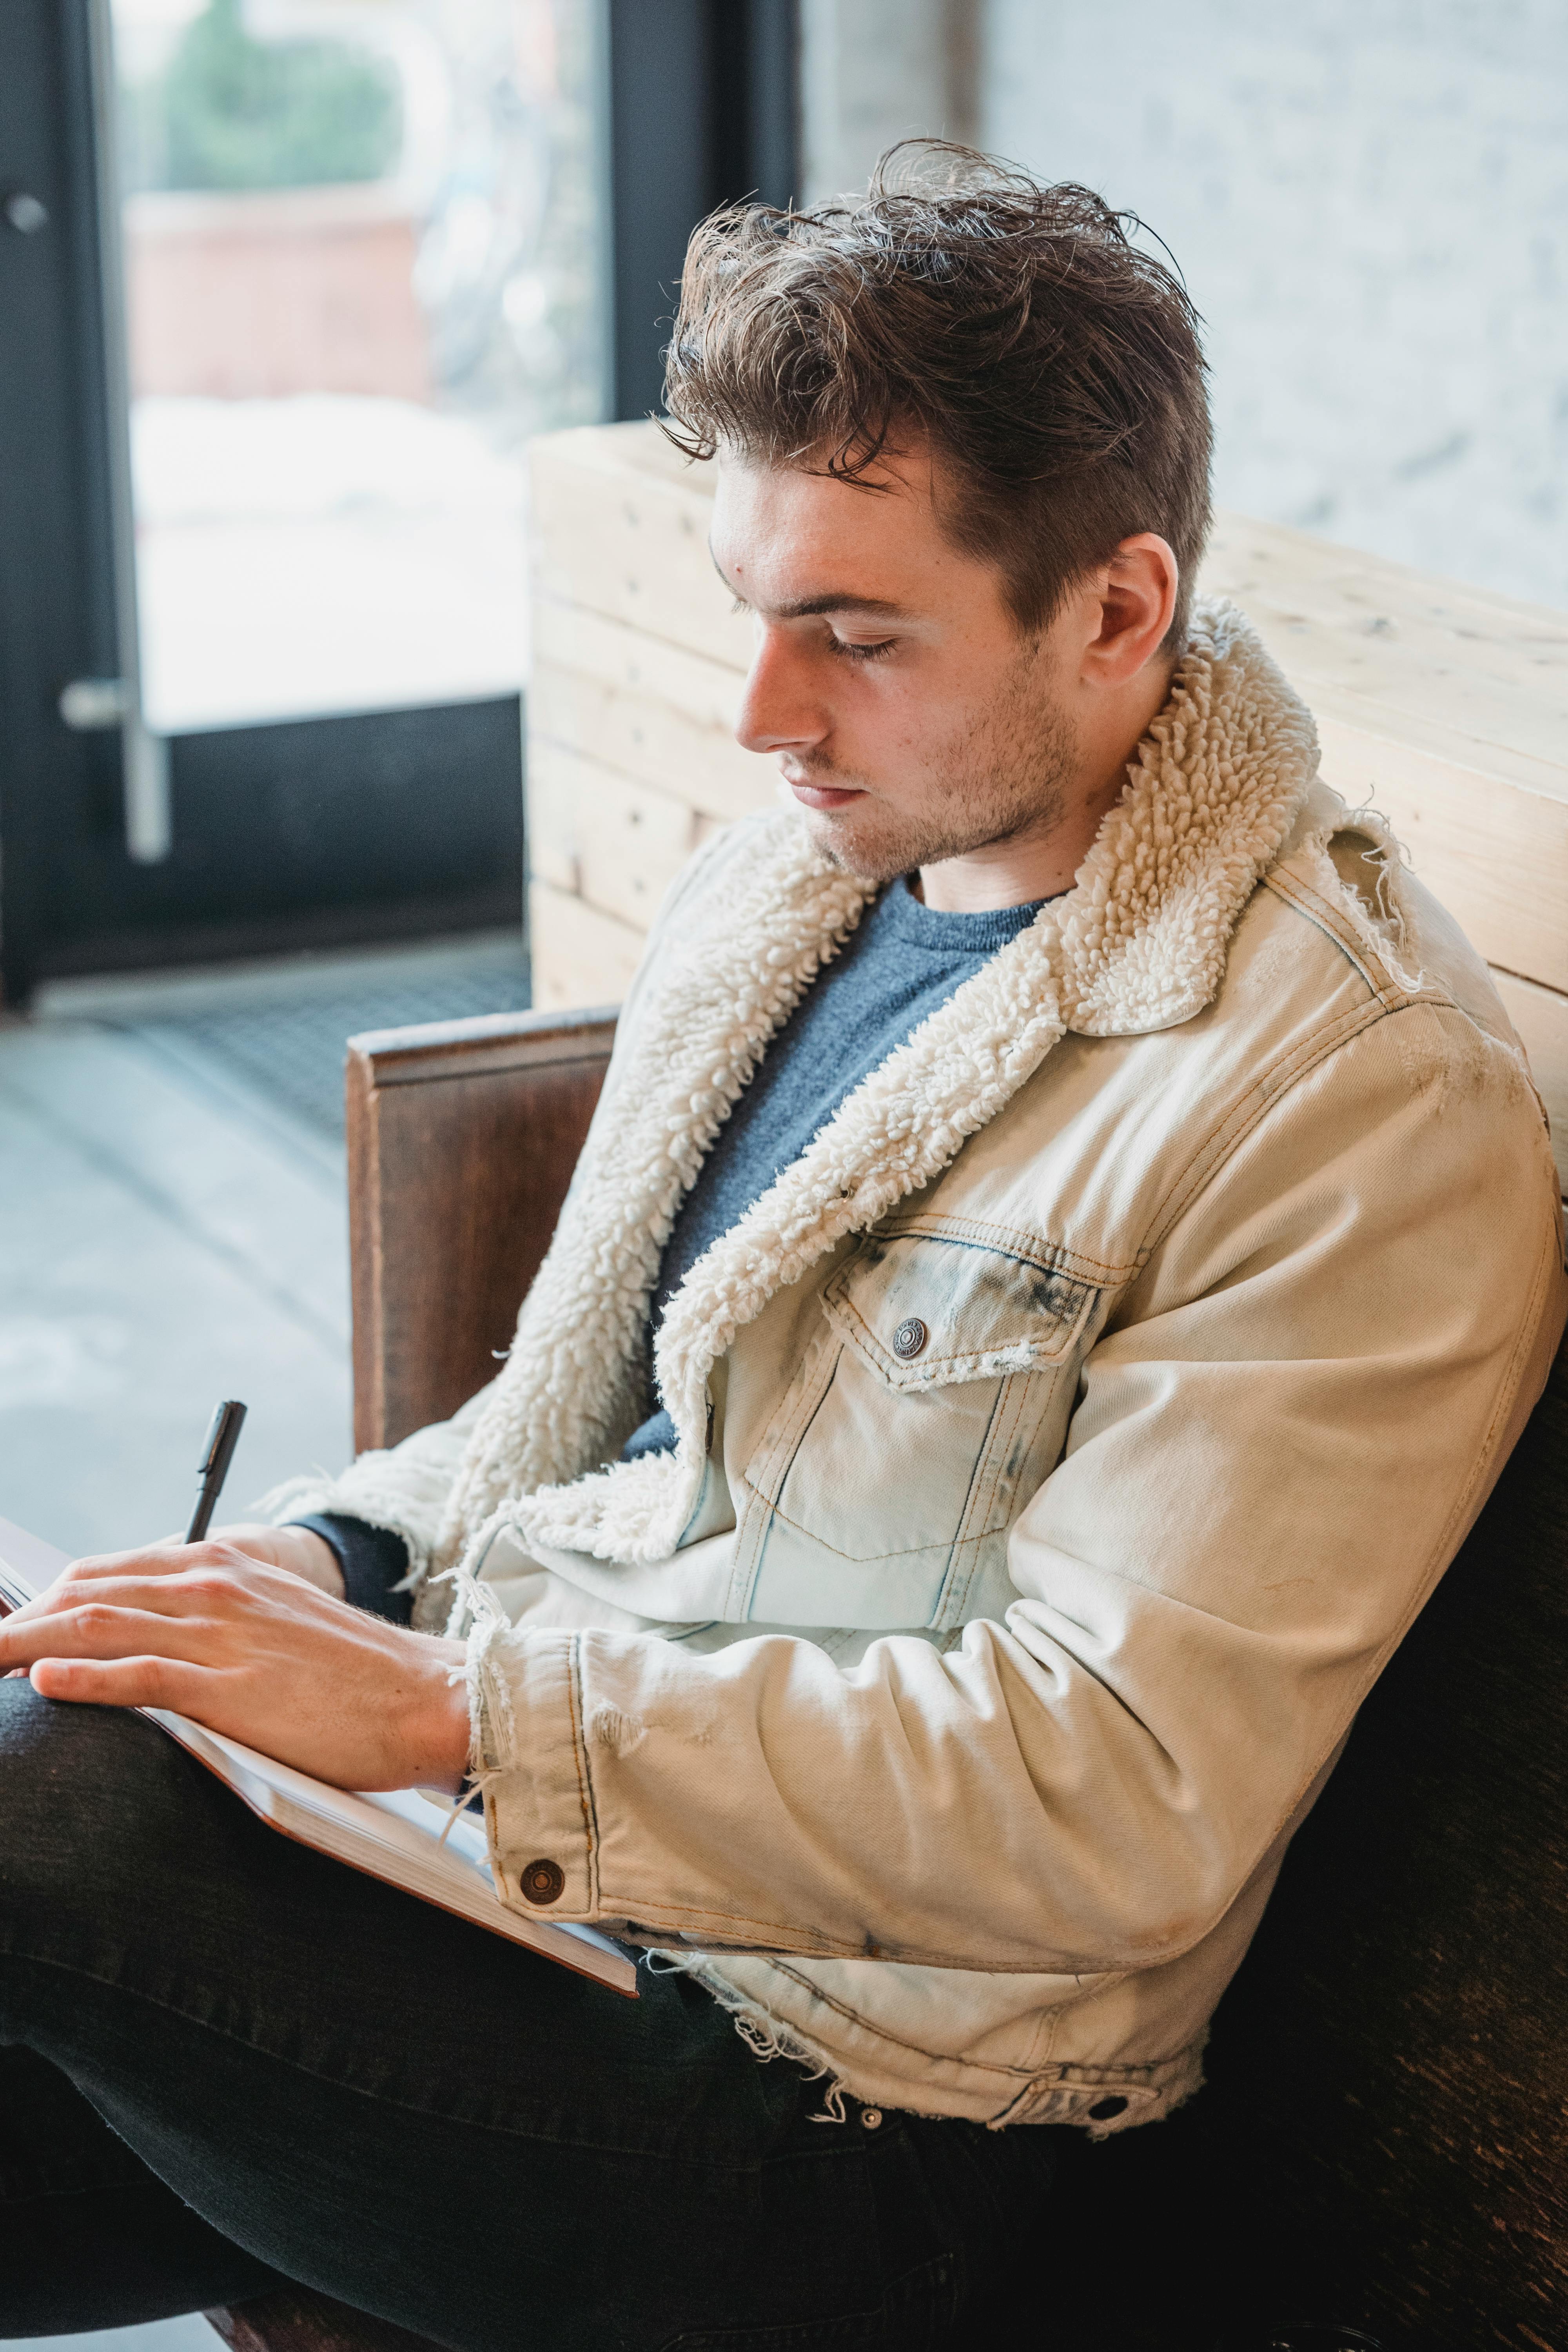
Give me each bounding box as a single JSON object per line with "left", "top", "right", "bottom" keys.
{"left": 471, "top": 1626, "right": 598, "bottom": 1918}
{"left": 287, "top": 1513, "right": 412, "bottom": 1624}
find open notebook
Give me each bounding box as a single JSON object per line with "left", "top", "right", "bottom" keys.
{"left": 0, "top": 1515, "right": 636, "bottom": 1997}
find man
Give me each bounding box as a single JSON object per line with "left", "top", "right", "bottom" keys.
{"left": 2, "top": 147, "right": 1562, "bottom": 2348}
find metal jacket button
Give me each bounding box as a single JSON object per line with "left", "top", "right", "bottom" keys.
{"left": 892, "top": 1316, "right": 927, "bottom": 1360}
{"left": 520, "top": 1858, "right": 566, "bottom": 1905}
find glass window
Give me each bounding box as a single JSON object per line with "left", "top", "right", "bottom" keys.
{"left": 110, "top": 0, "right": 607, "bottom": 733}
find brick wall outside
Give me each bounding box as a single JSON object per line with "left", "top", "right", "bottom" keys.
{"left": 980, "top": 0, "right": 1568, "bottom": 609}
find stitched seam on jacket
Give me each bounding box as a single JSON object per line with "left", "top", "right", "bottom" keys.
{"left": 1262, "top": 865, "right": 1450, "bottom": 1008}
{"left": 564, "top": 1633, "right": 600, "bottom": 1907}
{"left": 828, "top": 1289, "right": 1087, "bottom": 1381}
{"left": 875, "top": 1212, "right": 1136, "bottom": 1284}
{"left": 756, "top": 1499, "right": 961, "bottom": 1567}
{"left": 929, "top": 1376, "right": 1017, "bottom": 1626}
{"left": 728, "top": 1334, "right": 843, "bottom": 1616}
{"left": 1021, "top": 1998, "right": 1060, "bottom": 2072}
{"left": 973, "top": 1363, "right": 1062, "bottom": 1565}
{"left": 746, "top": 1330, "right": 842, "bottom": 1505}
{"left": 716, "top": 1961, "right": 1210, "bottom": 2099}
{"left": 725, "top": 1492, "right": 771, "bottom": 1621}
{"left": 1138, "top": 993, "right": 1394, "bottom": 1259}
{"left": 739, "top": 1961, "right": 1037, "bottom": 2076}
{"left": 933, "top": 1529, "right": 984, "bottom": 1635}
{"left": 611, "top": 1904, "right": 875, "bottom": 1944}
{"left": 1261, "top": 868, "right": 1403, "bottom": 1002}
{"left": 622, "top": 1905, "right": 1080, "bottom": 1967}
{"left": 958, "top": 1365, "right": 1037, "bottom": 1548}
{"left": 984, "top": 1370, "right": 1041, "bottom": 1535}
{"left": 737, "top": 1958, "right": 1193, "bottom": 2078}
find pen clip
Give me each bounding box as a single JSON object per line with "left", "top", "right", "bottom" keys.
{"left": 196, "top": 1400, "right": 229, "bottom": 1478}
{"left": 186, "top": 1400, "right": 247, "bottom": 1544}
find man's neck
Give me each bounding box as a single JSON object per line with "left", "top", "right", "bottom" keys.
{"left": 918, "top": 662, "right": 1175, "bottom": 913}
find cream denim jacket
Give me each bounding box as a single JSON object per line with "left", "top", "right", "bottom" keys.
{"left": 276, "top": 603, "right": 1566, "bottom": 2132}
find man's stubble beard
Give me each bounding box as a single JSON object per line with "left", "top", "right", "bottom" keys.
{"left": 798, "top": 648, "right": 1082, "bottom": 887}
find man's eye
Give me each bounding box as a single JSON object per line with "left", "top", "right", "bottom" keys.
{"left": 829, "top": 635, "right": 896, "bottom": 662}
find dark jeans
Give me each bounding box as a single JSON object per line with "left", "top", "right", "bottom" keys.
{"left": 0, "top": 1682, "right": 1066, "bottom": 2349}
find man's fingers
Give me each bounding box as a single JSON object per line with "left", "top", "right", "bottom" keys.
{"left": 7, "top": 1556, "right": 272, "bottom": 1632}
{"left": 47, "top": 1539, "right": 271, "bottom": 1597}
{"left": 1, "top": 1578, "right": 196, "bottom": 1636}
{"left": 59, "top": 1543, "right": 199, "bottom": 1583}
{"left": 29, "top": 1653, "right": 202, "bottom": 1709}
{"left": 0, "top": 1599, "right": 218, "bottom": 1668}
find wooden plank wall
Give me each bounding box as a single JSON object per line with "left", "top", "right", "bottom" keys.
{"left": 528, "top": 422, "right": 1568, "bottom": 1188}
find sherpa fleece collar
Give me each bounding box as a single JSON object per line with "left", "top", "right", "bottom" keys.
{"left": 437, "top": 598, "right": 1318, "bottom": 1580}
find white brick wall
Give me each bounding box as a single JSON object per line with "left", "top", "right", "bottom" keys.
{"left": 799, "top": 0, "right": 975, "bottom": 202}
{"left": 979, "top": 0, "right": 1568, "bottom": 608}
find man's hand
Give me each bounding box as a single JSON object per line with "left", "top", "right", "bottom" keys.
{"left": 198, "top": 1520, "right": 348, "bottom": 1599}
{"left": 0, "top": 1540, "right": 470, "bottom": 1794}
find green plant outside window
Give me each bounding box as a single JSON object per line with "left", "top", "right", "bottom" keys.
{"left": 126, "top": 0, "right": 401, "bottom": 194}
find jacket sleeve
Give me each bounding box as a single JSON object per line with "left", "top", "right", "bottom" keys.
{"left": 469, "top": 1005, "right": 1565, "bottom": 1968}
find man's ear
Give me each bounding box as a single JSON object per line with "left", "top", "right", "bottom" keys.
{"left": 1082, "top": 535, "right": 1179, "bottom": 684}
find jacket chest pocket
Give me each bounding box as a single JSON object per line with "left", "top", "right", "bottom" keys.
{"left": 735, "top": 1229, "right": 1100, "bottom": 1632}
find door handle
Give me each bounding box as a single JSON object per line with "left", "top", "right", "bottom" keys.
{"left": 59, "top": 677, "right": 129, "bottom": 730}
{"left": 3, "top": 192, "right": 49, "bottom": 235}
{"left": 58, "top": 677, "right": 170, "bottom": 862}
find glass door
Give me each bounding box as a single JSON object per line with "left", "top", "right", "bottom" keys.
{"left": 0, "top": 0, "right": 608, "bottom": 1002}
{"left": 113, "top": 0, "right": 606, "bottom": 743}
{"left": 0, "top": 0, "right": 796, "bottom": 1003}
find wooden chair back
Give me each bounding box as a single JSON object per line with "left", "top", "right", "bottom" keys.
{"left": 343, "top": 1004, "right": 617, "bottom": 1453}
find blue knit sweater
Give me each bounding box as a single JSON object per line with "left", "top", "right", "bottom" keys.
{"left": 621, "top": 874, "right": 1047, "bottom": 1459}
{"left": 298, "top": 873, "right": 1048, "bottom": 1599}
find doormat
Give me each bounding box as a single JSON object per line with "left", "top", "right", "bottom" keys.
{"left": 109, "top": 956, "right": 531, "bottom": 1142}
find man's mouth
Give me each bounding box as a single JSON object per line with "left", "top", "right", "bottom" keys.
{"left": 787, "top": 779, "right": 866, "bottom": 812}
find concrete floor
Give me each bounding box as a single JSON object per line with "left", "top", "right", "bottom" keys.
{"left": 0, "top": 2321, "right": 218, "bottom": 2352}
{"left": 0, "top": 985, "right": 322, "bottom": 2352}
{"left": 0, "top": 1005, "right": 350, "bottom": 1558}
{"left": 0, "top": 930, "right": 528, "bottom": 2351}
{"left": 0, "top": 930, "right": 528, "bottom": 1560}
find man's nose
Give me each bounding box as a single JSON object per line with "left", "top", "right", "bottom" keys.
{"left": 734, "top": 628, "right": 828, "bottom": 759}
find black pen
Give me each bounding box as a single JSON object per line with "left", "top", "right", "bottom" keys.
{"left": 185, "top": 1401, "right": 247, "bottom": 1544}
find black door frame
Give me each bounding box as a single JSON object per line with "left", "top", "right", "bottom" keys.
{"left": 0, "top": 0, "right": 120, "bottom": 1007}
{"left": 606, "top": 0, "right": 799, "bottom": 425}
{"left": 0, "top": 0, "right": 797, "bottom": 1006}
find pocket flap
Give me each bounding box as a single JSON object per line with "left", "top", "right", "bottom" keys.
{"left": 822, "top": 1229, "right": 1100, "bottom": 1392}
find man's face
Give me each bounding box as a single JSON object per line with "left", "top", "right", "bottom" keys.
{"left": 710, "top": 444, "right": 1078, "bottom": 889}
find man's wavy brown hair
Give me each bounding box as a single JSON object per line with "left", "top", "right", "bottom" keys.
{"left": 663, "top": 142, "right": 1212, "bottom": 652}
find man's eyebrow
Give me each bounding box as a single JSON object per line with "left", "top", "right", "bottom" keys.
{"left": 708, "top": 546, "right": 915, "bottom": 621}
{"left": 770, "top": 591, "right": 911, "bottom": 620}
